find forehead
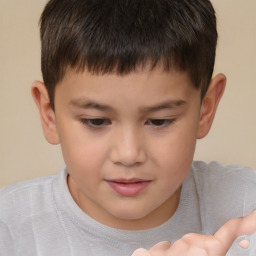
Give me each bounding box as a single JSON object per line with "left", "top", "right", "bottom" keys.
{"left": 60, "top": 65, "right": 194, "bottom": 88}
{"left": 55, "top": 66, "right": 199, "bottom": 106}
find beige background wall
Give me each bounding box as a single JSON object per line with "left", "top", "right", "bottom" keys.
{"left": 0, "top": 0, "right": 255, "bottom": 188}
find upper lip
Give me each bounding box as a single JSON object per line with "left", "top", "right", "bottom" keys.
{"left": 106, "top": 178, "right": 151, "bottom": 184}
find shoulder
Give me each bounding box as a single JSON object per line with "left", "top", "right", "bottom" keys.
{"left": 192, "top": 160, "right": 256, "bottom": 178}
{"left": 191, "top": 161, "right": 256, "bottom": 188}
{"left": 0, "top": 175, "right": 54, "bottom": 195}
{"left": 0, "top": 175, "right": 56, "bottom": 225}
{"left": 191, "top": 160, "right": 256, "bottom": 198}
{"left": 0, "top": 175, "right": 54, "bottom": 202}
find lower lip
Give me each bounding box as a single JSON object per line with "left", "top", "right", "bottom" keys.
{"left": 107, "top": 181, "right": 151, "bottom": 197}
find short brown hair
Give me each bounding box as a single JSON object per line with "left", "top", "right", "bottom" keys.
{"left": 40, "top": 0, "right": 218, "bottom": 108}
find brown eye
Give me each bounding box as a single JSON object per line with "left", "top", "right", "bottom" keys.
{"left": 145, "top": 119, "right": 175, "bottom": 127}
{"left": 80, "top": 119, "right": 111, "bottom": 127}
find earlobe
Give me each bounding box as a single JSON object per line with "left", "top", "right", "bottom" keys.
{"left": 197, "top": 74, "right": 226, "bottom": 139}
{"left": 31, "top": 81, "right": 60, "bottom": 145}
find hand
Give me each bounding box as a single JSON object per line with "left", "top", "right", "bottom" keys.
{"left": 132, "top": 242, "right": 171, "bottom": 256}
{"left": 132, "top": 210, "right": 256, "bottom": 256}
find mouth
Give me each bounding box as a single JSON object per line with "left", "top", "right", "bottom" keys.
{"left": 106, "top": 178, "right": 151, "bottom": 197}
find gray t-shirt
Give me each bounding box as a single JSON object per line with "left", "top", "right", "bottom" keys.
{"left": 0, "top": 161, "right": 256, "bottom": 255}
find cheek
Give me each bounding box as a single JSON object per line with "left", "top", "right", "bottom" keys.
{"left": 154, "top": 126, "right": 197, "bottom": 180}
{"left": 66, "top": 144, "right": 104, "bottom": 169}
{"left": 62, "top": 142, "right": 105, "bottom": 192}
{"left": 59, "top": 129, "right": 108, "bottom": 174}
{"left": 158, "top": 130, "right": 197, "bottom": 162}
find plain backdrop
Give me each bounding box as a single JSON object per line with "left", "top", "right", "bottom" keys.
{"left": 0, "top": 0, "right": 255, "bottom": 188}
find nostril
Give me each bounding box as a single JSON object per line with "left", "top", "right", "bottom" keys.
{"left": 110, "top": 147, "right": 146, "bottom": 166}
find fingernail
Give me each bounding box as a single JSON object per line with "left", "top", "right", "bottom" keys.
{"left": 239, "top": 239, "right": 250, "bottom": 249}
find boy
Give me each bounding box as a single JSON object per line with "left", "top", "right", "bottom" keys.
{"left": 0, "top": 0, "right": 256, "bottom": 255}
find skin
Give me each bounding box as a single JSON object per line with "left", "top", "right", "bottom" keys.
{"left": 32, "top": 66, "right": 226, "bottom": 230}
{"left": 132, "top": 210, "right": 256, "bottom": 255}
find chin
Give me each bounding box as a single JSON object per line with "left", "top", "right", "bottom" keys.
{"left": 110, "top": 205, "right": 153, "bottom": 222}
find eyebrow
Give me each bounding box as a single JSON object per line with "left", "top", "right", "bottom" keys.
{"left": 69, "top": 99, "right": 113, "bottom": 112}
{"left": 69, "top": 98, "right": 186, "bottom": 113}
{"left": 139, "top": 100, "right": 187, "bottom": 113}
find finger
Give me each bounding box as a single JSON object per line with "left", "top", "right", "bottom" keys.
{"left": 167, "top": 238, "right": 189, "bottom": 254}
{"left": 214, "top": 210, "right": 256, "bottom": 252}
{"left": 149, "top": 241, "right": 171, "bottom": 254}
{"left": 214, "top": 218, "right": 243, "bottom": 252}
{"left": 131, "top": 248, "right": 151, "bottom": 256}
{"left": 181, "top": 233, "right": 220, "bottom": 252}
{"left": 235, "top": 210, "right": 256, "bottom": 235}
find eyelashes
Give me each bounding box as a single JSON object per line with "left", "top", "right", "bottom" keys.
{"left": 79, "top": 118, "right": 111, "bottom": 128}
{"left": 145, "top": 119, "right": 176, "bottom": 127}
{"left": 79, "top": 118, "right": 176, "bottom": 129}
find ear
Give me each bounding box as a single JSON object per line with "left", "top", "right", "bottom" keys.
{"left": 197, "top": 74, "right": 226, "bottom": 139}
{"left": 31, "top": 81, "right": 60, "bottom": 145}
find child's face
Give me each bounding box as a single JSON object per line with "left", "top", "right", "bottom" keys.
{"left": 52, "top": 66, "right": 202, "bottom": 229}
{"left": 36, "top": 66, "right": 224, "bottom": 230}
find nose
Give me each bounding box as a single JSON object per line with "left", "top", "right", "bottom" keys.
{"left": 110, "top": 127, "right": 146, "bottom": 167}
